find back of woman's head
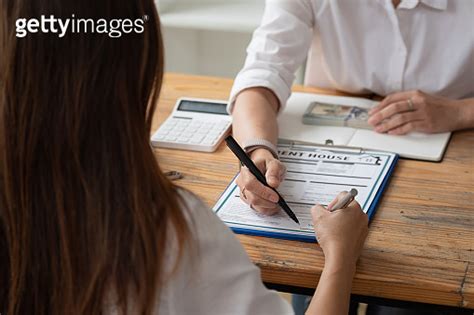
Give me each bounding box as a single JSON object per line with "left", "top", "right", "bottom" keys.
{"left": 0, "top": 1, "right": 189, "bottom": 314}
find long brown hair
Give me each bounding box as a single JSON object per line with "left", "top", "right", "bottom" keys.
{"left": 0, "top": 1, "right": 190, "bottom": 314}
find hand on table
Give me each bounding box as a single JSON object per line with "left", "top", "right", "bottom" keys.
{"left": 368, "top": 90, "right": 461, "bottom": 135}
{"left": 311, "top": 192, "right": 368, "bottom": 266}
{"left": 236, "top": 148, "right": 286, "bottom": 215}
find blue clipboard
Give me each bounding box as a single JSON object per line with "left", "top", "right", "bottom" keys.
{"left": 213, "top": 144, "right": 399, "bottom": 243}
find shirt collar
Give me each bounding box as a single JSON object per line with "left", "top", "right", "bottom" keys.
{"left": 383, "top": 0, "right": 448, "bottom": 10}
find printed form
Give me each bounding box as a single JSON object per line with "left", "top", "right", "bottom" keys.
{"left": 213, "top": 143, "right": 397, "bottom": 241}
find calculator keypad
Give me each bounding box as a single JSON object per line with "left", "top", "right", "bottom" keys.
{"left": 153, "top": 118, "right": 231, "bottom": 148}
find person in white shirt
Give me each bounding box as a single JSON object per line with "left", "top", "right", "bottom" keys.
{"left": 229, "top": 0, "right": 474, "bottom": 215}
{"left": 230, "top": 1, "right": 473, "bottom": 314}
{"left": 0, "top": 0, "right": 369, "bottom": 314}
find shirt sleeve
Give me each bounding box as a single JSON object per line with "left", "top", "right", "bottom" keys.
{"left": 169, "top": 190, "right": 294, "bottom": 315}
{"left": 228, "top": 0, "right": 315, "bottom": 113}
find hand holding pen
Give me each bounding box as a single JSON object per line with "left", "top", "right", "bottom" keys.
{"left": 311, "top": 189, "right": 368, "bottom": 267}
{"left": 234, "top": 146, "right": 287, "bottom": 216}
{"left": 327, "top": 189, "right": 358, "bottom": 211}
{"left": 225, "top": 136, "right": 299, "bottom": 224}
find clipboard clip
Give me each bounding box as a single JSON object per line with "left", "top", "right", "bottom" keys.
{"left": 278, "top": 138, "right": 365, "bottom": 155}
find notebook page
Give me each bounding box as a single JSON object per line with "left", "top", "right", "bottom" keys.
{"left": 348, "top": 130, "right": 451, "bottom": 161}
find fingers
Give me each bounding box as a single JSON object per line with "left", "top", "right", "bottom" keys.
{"left": 243, "top": 170, "right": 279, "bottom": 202}
{"left": 237, "top": 191, "right": 279, "bottom": 215}
{"left": 312, "top": 194, "right": 363, "bottom": 217}
{"left": 236, "top": 166, "right": 280, "bottom": 215}
{"left": 311, "top": 204, "right": 328, "bottom": 217}
{"left": 243, "top": 189, "right": 279, "bottom": 213}
{"left": 236, "top": 169, "right": 279, "bottom": 202}
{"left": 327, "top": 191, "right": 348, "bottom": 211}
{"left": 346, "top": 200, "right": 364, "bottom": 215}
{"left": 386, "top": 121, "right": 424, "bottom": 135}
{"left": 368, "top": 100, "right": 416, "bottom": 126}
{"left": 235, "top": 153, "right": 285, "bottom": 215}
{"left": 311, "top": 199, "right": 366, "bottom": 227}
{"left": 265, "top": 159, "right": 286, "bottom": 188}
{"left": 373, "top": 112, "right": 423, "bottom": 134}
{"left": 367, "top": 91, "right": 430, "bottom": 135}
{"left": 310, "top": 204, "right": 328, "bottom": 226}
{"left": 348, "top": 200, "right": 369, "bottom": 228}
{"left": 369, "top": 90, "right": 418, "bottom": 116}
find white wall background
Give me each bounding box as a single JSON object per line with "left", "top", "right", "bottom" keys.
{"left": 162, "top": 28, "right": 252, "bottom": 78}
{"left": 156, "top": 0, "right": 305, "bottom": 82}
{"left": 157, "top": 0, "right": 264, "bottom": 79}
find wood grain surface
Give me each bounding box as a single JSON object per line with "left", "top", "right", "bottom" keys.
{"left": 153, "top": 73, "right": 474, "bottom": 309}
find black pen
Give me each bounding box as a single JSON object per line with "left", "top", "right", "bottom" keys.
{"left": 225, "top": 135, "right": 299, "bottom": 224}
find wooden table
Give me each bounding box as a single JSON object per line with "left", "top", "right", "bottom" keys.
{"left": 153, "top": 73, "right": 474, "bottom": 310}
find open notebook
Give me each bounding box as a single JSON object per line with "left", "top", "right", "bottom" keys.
{"left": 278, "top": 92, "right": 451, "bottom": 161}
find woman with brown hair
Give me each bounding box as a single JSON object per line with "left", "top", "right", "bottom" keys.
{"left": 0, "top": 1, "right": 368, "bottom": 314}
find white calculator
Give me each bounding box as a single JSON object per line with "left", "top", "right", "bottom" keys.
{"left": 151, "top": 98, "right": 232, "bottom": 152}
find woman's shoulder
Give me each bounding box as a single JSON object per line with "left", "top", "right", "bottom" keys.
{"left": 176, "top": 188, "right": 217, "bottom": 226}
{"left": 165, "top": 189, "right": 293, "bottom": 315}
{"left": 175, "top": 188, "right": 237, "bottom": 244}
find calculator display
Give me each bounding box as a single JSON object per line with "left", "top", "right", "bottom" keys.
{"left": 177, "top": 100, "right": 228, "bottom": 115}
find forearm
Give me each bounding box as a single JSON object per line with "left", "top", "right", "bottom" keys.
{"left": 231, "top": 87, "right": 280, "bottom": 145}
{"left": 306, "top": 259, "right": 356, "bottom": 315}
{"left": 455, "top": 98, "right": 474, "bottom": 130}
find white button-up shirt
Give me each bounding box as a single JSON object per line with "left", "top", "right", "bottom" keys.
{"left": 229, "top": 0, "right": 474, "bottom": 111}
